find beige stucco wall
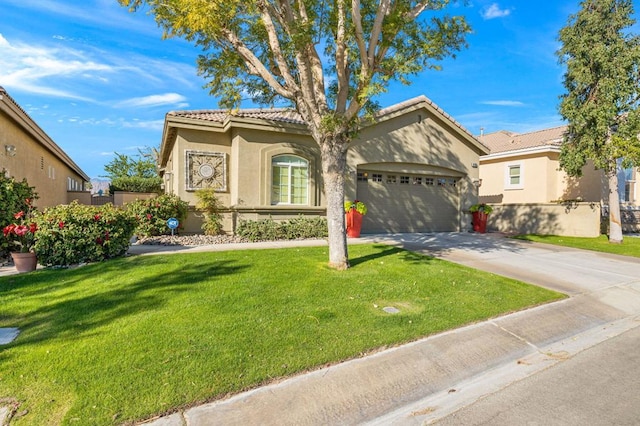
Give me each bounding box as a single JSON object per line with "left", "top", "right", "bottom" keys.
{"left": 480, "top": 152, "right": 607, "bottom": 205}
{"left": 486, "top": 202, "right": 601, "bottom": 237}
{"left": 234, "top": 128, "right": 320, "bottom": 208}
{"left": 1, "top": 112, "right": 88, "bottom": 208}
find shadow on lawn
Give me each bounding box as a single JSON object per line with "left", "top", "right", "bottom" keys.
{"left": 349, "top": 245, "right": 434, "bottom": 267}
{"left": 0, "top": 254, "right": 248, "bottom": 350}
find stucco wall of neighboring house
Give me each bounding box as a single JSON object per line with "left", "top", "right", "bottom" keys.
{"left": 481, "top": 153, "right": 607, "bottom": 204}
{"left": 1, "top": 106, "right": 88, "bottom": 208}
{"left": 557, "top": 160, "right": 605, "bottom": 202}
{"left": 487, "top": 202, "right": 601, "bottom": 237}
{"left": 480, "top": 153, "right": 554, "bottom": 203}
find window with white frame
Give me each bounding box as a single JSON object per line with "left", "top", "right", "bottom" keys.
{"left": 271, "top": 155, "right": 309, "bottom": 205}
{"left": 505, "top": 163, "right": 523, "bottom": 189}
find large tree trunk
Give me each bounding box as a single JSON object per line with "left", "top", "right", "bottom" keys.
{"left": 320, "top": 136, "right": 349, "bottom": 270}
{"left": 607, "top": 169, "right": 623, "bottom": 244}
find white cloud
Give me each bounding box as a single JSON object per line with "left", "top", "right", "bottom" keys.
{"left": 481, "top": 3, "right": 512, "bottom": 20}
{"left": 0, "top": 33, "right": 115, "bottom": 100}
{"left": 116, "top": 93, "right": 188, "bottom": 108}
{"left": 0, "top": 33, "right": 198, "bottom": 105}
{"left": 122, "top": 119, "right": 165, "bottom": 131}
{"left": 480, "top": 100, "right": 526, "bottom": 107}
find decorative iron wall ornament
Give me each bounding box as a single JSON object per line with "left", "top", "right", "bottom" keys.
{"left": 185, "top": 150, "right": 227, "bottom": 191}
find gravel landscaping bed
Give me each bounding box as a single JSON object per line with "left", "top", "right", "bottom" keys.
{"left": 135, "top": 234, "right": 250, "bottom": 246}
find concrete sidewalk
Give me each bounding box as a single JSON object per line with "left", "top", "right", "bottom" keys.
{"left": 133, "top": 232, "right": 640, "bottom": 425}
{"left": 3, "top": 233, "right": 640, "bottom": 425}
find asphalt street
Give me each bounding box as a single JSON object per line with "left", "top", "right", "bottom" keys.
{"left": 435, "top": 325, "right": 640, "bottom": 426}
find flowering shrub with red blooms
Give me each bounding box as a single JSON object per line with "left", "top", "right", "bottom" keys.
{"left": 2, "top": 199, "right": 38, "bottom": 253}
{"left": 0, "top": 171, "right": 38, "bottom": 258}
{"left": 34, "top": 201, "right": 137, "bottom": 267}
{"left": 126, "top": 194, "right": 188, "bottom": 237}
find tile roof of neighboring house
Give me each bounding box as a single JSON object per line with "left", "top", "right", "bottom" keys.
{"left": 478, "top": 125, "right": 568, "bottom": 155}
{"left": 0, "top": 86, "right": 90, "bottom": 181}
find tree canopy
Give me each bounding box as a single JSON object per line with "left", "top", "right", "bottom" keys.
{"left": 557, "top": 0, "right": 640, "bottom": 242}
{"left": 119, "top": 0, "right": 470, "bottom": 268}
{"left": 102, "top": 147, "right": 159, "bottom": 180}
{"left": 103, "top": 147, "right": 163, "bottom": 193}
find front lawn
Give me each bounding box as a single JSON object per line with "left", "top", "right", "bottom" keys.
{"left": 0, "top": 244, "right": 564, "bottom": 425}
{"left": 514, "top": 234, "right": 640, "bottom": 258}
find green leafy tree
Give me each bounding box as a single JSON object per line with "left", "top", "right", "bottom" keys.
{"left": 119, "top": 0, "right": 470, "bottom": 269}
{"left": 103, "top": 147, "right": 163, "bottom": 193}
{"left": 557, "top": 0, "right": 640, "bottom": 243}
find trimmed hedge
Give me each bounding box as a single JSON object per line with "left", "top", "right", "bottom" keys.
{"left": 109, "top": 176, "right": 163, "bottom": 194}
{"left": 236, "top": 216, "right": 328, "bottom": 242}
{"left": 34, "top": 202, "right": 137, "bottom": 267}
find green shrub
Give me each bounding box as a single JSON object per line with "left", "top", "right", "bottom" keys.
{"left": 34, "top": 202, "right": 137, "bottom": 267}
{"left": 195, "top": 188, "right": 225, "bottom": 235}
{"left": 236, "top": 216, "right": 328, "bottom": 242}
{"left": 126, "top": 194, "right": 189, "bottom": 237}
{"left": 109, "top": 176, "right": 163, "bottom": 194}
{"left": 0, "top": 171, "right": 38, "bottom": 258}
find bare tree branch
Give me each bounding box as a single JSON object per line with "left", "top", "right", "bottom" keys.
{"left": 222, "top": 28, "right": 294, "bottom": 99}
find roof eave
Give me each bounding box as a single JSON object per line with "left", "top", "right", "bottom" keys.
{"left": 480, "top": 145, "right": 562, "bottom": 161}
{"left": 0, "top": 88, "right": 90, "bottom": 181}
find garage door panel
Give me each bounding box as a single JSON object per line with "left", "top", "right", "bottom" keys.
{"left": 357, "top": 172, "right": 459, "bottom": 233}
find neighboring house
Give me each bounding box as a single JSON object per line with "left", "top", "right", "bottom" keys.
{"left": 0, "top": 86, "right": 90, "bottom": 207}
{"left": 158, "top": 95, "right": 488, "bottom": 234}
{"left": 478, "top": 125, "right": 639, "bottom": 205}
{"left": 477, "top": 125, "right": 640, "bottom": 236}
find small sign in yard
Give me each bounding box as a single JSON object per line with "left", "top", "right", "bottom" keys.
{"left": 167, "top": 217, "right": 179, "bottom": 236}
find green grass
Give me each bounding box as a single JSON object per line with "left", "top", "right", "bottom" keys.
{"left": 513, "top": 234, "right": 640, "bottom": 258}
{"left": 0, "top": 244, "right": 564, "bottom": 425}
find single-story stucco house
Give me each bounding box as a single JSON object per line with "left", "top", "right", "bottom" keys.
{"left": 158, "top": 96, "right": 489, "bottom": 234}
{"left": 0, "top": 86, "right": 90, "bottom": 207}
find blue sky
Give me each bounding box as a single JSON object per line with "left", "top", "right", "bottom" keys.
{"left": 1, "top": 1, "right": 632, "bottom": 179}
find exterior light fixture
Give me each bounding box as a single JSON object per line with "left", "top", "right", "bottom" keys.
{"left": 4, "top": 145, "right": 16, "bottom": 156}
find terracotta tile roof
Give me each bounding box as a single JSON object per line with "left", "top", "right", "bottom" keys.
{"left": 168, "top": 108, "right": 306, "bottom": 125}
{"left": 479, "top": 125, "right": 568, "bottom": 154}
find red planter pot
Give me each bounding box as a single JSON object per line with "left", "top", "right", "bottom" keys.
{"left": 346, "top": 209, "right": 363, "bottom": 238}
{"left": 472, "top": 211, "right": 488, "bottom": 233}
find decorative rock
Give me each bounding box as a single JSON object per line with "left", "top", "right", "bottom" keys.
{"left": 136, "top": 234, "right": 249, "bottom": 246}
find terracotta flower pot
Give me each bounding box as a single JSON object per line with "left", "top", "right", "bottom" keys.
{"left": 11, "top": 252, "right": 38, "bottom": 273}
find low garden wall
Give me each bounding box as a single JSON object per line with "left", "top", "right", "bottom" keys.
{"left": 486, "top": 202, "right": 601, "bottom": 237}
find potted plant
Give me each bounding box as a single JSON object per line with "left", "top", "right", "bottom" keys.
{"left": 469, "top": 203, "right": 493, "bottom": 234}
{"left": 344, "top": 200, "right": 367, "bottom": 238}
{"left": 2, "top": 198, "right": 38, "bottom": 272}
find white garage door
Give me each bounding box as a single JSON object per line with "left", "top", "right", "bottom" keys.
{"left": 356, "top": 171, "right": 460, "bottom": 233}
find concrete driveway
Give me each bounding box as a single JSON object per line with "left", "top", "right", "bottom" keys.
{"left": 138, "top": 232, "right": 640, "bottom": 425}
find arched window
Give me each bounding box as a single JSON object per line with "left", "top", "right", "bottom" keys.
{"left": 271, "top": 155, "right": 309, "bottom": 205}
